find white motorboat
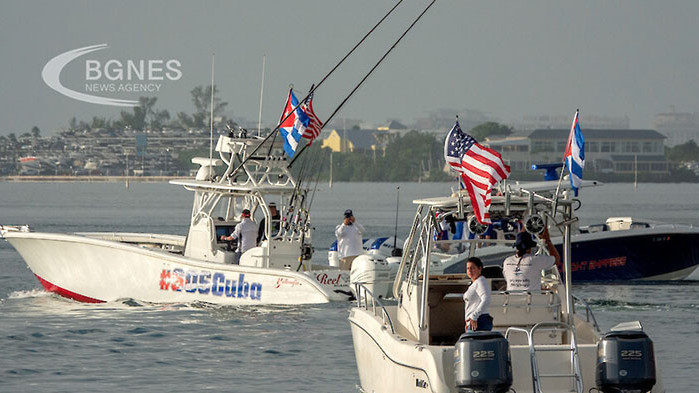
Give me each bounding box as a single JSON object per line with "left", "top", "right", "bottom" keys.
{"left": 1, "top": 135, "right": 352, "bottom": 304}
{"left": 349, "top": 178, "right": 699, "bottom": 295}
{"left": 349, "top": 187, "right": 664, "bottom": 393}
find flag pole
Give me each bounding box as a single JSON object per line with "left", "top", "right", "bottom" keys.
{"left": 257, "top": 54, "right": 266, "bottom": 137}
{"left": 209, "top": 53, "right": 215, "bottom": 169}
{"left": 552, "top": 109, "right": 579, "bottom": 216}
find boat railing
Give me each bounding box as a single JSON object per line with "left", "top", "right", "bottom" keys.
{"left": 572, "top": 295, "right": 601, "bottom": 333}
{"left": 354, "top": 283, "right": 395, "bottom": 334}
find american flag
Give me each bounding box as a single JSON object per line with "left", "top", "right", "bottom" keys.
{"left": 444, "top": 120, "right": 510, "bottom": 224}
{"left": 300, "top": 92, "right": 323, "bottom": 143}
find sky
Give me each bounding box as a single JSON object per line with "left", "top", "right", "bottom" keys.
{"left": 1, "top": 0, "right": 699, "bottom": 136}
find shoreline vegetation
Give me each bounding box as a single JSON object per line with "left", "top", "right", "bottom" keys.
{"left": 0, "top": 175, "right": 179, "bottom": 182}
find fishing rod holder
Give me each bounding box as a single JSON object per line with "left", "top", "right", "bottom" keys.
{"left": 555, "top": 217, "right": 579, "bottom": 228}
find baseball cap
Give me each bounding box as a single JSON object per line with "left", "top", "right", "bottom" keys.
{"left": 514, "top": 232, "right": 537, "bottom": 251}
{"left": 241, "top": 209, "right": 251, "bottom": 217}
{"left": 344, "top": 209, "right": 353, "bottom": 218}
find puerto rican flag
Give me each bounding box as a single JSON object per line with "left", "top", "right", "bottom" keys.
{"left": 444, "top": 120, "right": 510, "bottom": 224}
{"left": 278, "top": 89, "right": 310, "bottom": 158}
{"left": 564, "top": 110, "right": 585, "bottom": 196}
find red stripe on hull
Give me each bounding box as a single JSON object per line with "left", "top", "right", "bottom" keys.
{"left": 34, "top": 274, "right": 104, "bottom": 303}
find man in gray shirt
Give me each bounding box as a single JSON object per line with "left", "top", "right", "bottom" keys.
{"left": 502, "top": 228, "right": 560, "bottom": 291}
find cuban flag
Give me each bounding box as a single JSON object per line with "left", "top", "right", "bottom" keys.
{"left": 564, "top": 110, "right": 585, "bottom": 196}
{"left": 278, "top": 89, "right": 311, "bottom": 158}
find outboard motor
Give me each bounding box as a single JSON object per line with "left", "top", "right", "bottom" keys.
{"left": 328, "top": 240, "right": 340, "bottom": 267}
{"left": 596, "top": 330, "right": 656, "bottom": 393}
{"left": 454, "top": 331, "right": 512, "bottom": 393}
{"left": 350, "top": 254, "right": 392, "bottom": 298}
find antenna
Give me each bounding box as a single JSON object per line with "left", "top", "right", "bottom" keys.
{"left": 257, "top": 54, "right": 266, "bottom": 137}
{"left": 209, "top": 53, "right": 215, "bottom": 168}
{"left": 392, "top": 186, "right": 400, "bottom": 253}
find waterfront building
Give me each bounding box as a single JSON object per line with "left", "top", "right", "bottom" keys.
{"left": 653, "top": 111, "right": 699, "bottom": 147}
{"left": 320, "top": 128, "right": 389, "bottom": 154}
{"left": 516, "top": 114, "right": 630, "bottom": 131}
{"left": 486, "top": 129, "right": 669, "bottom": 175}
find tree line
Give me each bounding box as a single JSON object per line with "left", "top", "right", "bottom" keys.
{"left": 64, "top": 85, "right": 228, "bottom": 134}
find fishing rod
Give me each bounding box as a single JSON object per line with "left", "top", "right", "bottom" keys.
{"left": 288, "top": 0, "right": 437, "bottom": 168}
{"left": 295, "top": 157, "right": 325, "bottom": 271}
{"left": 286, "top": 146, "right": 311, "bottom": 221}
{"left": 298, "top": 147, "right": 327, "bottom": 230}
{"left": 227, "top": 0, "right": 407, "bottom": 178}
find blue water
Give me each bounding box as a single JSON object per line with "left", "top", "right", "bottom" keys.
{"left": 1, "top": 182, "right": 697, "bottom": 392}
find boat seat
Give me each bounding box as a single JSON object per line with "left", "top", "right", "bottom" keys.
{"left": 489, "top": 291, "right": 562, "bottom": 344}
{"left": 425, "top": 282, "right": 562, "bottom": 345}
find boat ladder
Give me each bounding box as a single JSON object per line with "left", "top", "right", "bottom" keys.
{"left": 506, "top": 322, "right": 583, "bottom": 393}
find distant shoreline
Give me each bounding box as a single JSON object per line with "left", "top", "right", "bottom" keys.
{"left": 0, "top": 176, "right": 180, "bottom": 183}
{"left": 1, "top": 175, "right": 697, "bottom": 184}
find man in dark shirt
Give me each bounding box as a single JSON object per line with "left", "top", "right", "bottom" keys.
{"left": 257, "top": 202, "right": 281, "bottom": 244}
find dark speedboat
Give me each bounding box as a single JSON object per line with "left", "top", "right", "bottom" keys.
{"left": 564, "top": 217, "right": 699, "bottom": 281}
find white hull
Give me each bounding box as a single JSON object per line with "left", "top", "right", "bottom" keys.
{"left": 5, "top": 231, "right": 350, "bottom": 304}
{"left": 350, "top": 191, "right": 664, "bottom": 393}
{"left": 350, "top": 307, "right": 452, "bottom": 393}
{"left": 350, "top": 305, "right": 663, "bottom": 393}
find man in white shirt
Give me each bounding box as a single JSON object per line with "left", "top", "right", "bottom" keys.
{"left": 220, "top": 209, "right": 258, "bottom": 263}
{"left": 502, "top": 228, "right": 560, "bottom": 292}
{"left": 335, "top": 209, "right": 366, "bottom": 270}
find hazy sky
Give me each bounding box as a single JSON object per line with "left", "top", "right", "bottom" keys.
{"left": 2, "top": 0, "right": 698, "bottom": 136}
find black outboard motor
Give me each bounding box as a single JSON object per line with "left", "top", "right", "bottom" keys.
{"left": 454, "top": 331, "right": 512, "bottom": 393}
{"left": 596, "top": 330, "right": 656, "bottom": 393}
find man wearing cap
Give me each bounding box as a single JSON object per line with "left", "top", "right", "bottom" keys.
{"left": 257, "top": 202, "right": 281, "bottom": 244}
{"left": 335, "top": 209, "right": 366, "bottom": 270}
{"left": 220, "top": 209, "right": 258, "bottom": 263}
{"left": 502, "top": 227, "right": 561, "bottom": 291}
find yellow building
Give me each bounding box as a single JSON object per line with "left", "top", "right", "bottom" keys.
{"left": 321, "top": 128, "right": 389, "bottom": 153}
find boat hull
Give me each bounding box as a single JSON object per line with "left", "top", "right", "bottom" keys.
{"left": 349, "top": 307, "right": 453, "bottom": 393}
{"left": 565, "top": 229, "right": 699, "bottom": 281}
{"left": 349, "top": 307, "right": 667, "bottom": 393}
{"left": 4, "top": 232, "right": 350, "bottom": 304}
{"left": 349, "top": 307, "right": 607, "bottom": 393}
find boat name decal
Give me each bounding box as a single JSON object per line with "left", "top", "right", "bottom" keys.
{"left": 571, "top": 256, "right": 627, "bottom": 272}
{"left": 314, "top": 272, "right": 347, "bottom": 287}
{"left": 159, "top": 269, "right": 262, "bottom": 300}
{"left": 274, "top": 278, "right": 302, "bottom": 288}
